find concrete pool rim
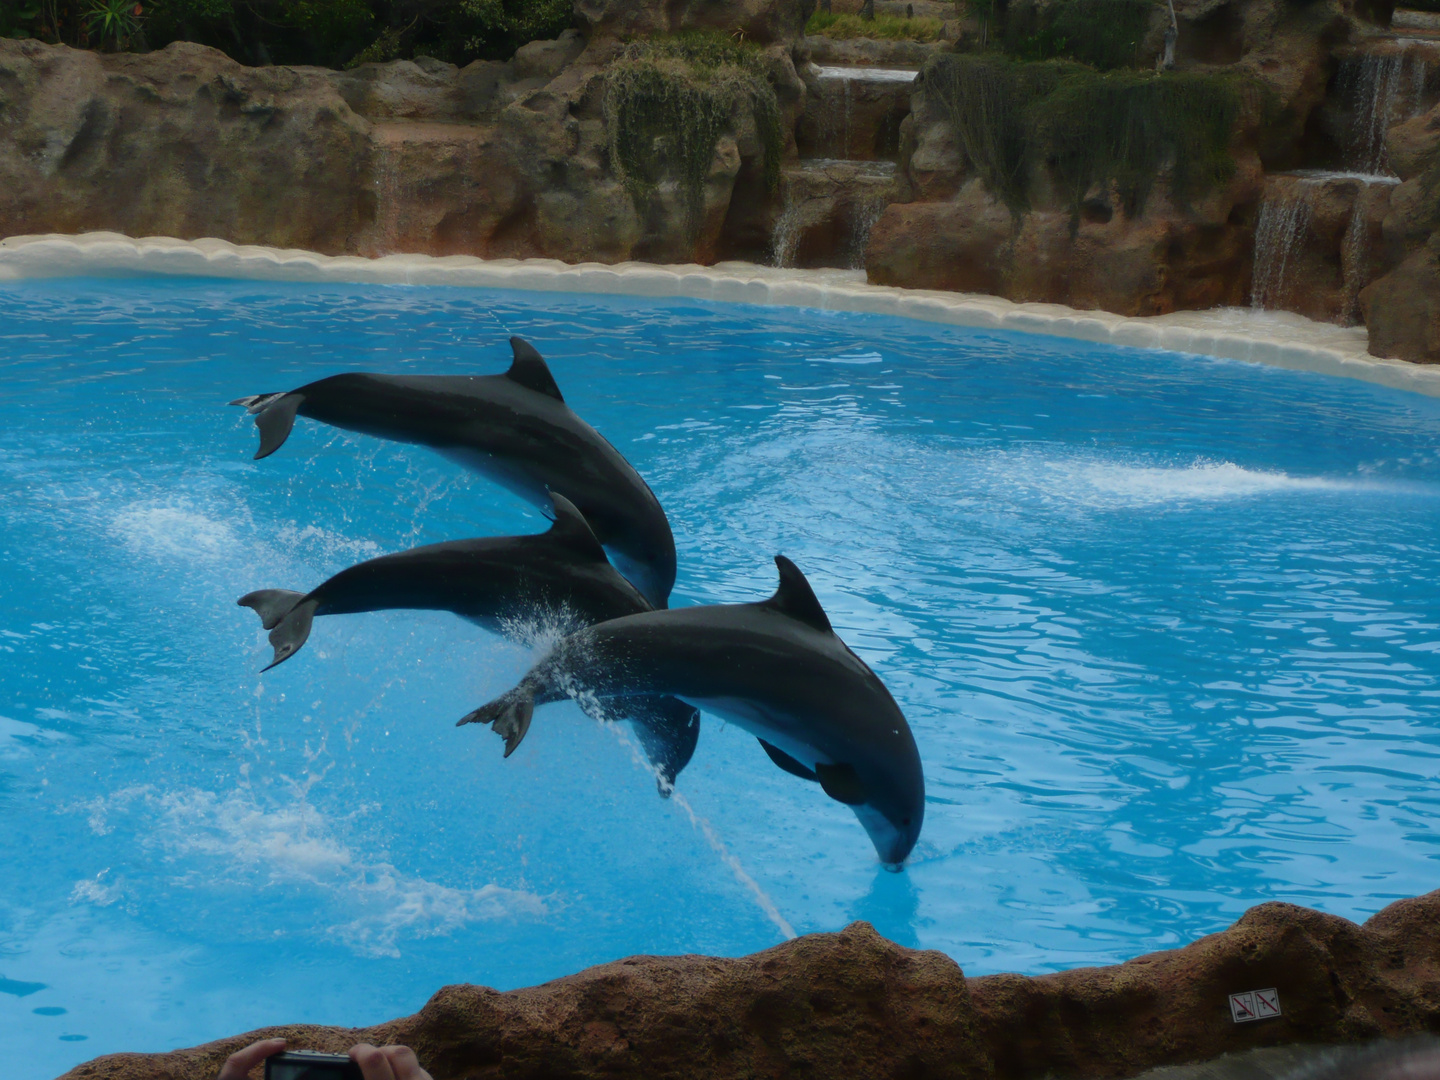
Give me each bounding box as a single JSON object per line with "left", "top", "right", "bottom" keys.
{"left": 3, "top": 230, "right": 1438, "bottom": 400}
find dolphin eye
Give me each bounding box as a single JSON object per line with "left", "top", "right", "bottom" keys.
{"left": 902, "top": 817, "right": 911, "bottom": 826}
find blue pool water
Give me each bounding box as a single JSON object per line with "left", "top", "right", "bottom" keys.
{"left": 2, "top": 276, "right": 1439, "bottom": 1078}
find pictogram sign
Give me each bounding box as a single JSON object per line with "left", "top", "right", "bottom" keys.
{"left": 1229, "top": 988, "right": 1281, "bottom": 1023}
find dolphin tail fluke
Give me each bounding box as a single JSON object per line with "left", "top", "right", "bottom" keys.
{"left": 261, "top": 598, "right": 319, "bottom": 672}
{"left": 457, "top": 686, "right": 535, "bottom": 757}
{"left": 237, "top": 588, "right": 307, "bottom": 630}
{"left": 230, "top": 392, "right": 304, "bottom": 459}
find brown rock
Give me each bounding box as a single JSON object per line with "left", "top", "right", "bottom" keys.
{"left": 865, "top": 181, "right": 1253, "bottom": 316}
{"left": 1360, "top": 233, "right": 1440, "bottom": 363}
{"left": 58, "top": 892, "right": 1440, "bottom": 1080}
{"left": 0, "top": 37, "right": 774, "bottom": 266}
{"left": 59, "top": 922, "right": 989, "bottom": 1080}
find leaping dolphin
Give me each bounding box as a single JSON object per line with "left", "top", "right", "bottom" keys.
{"left": 230, "top": 337, "right": 677, "bottom": 608}
{"left": 238, "top": 493, "right": 699, "bottom": 789}
{"left": 456, "top": 556, "right": 926, "bottom": 865}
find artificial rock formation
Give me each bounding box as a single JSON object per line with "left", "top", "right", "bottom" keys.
{"left": 0, "top": 31, "right": 799, "bottom": 266}
{"left": 3, "top": 0, "right": 1440, "bottom": 359}
{"left": 59, "top": 890, "right": 1440, "bottom": 1080}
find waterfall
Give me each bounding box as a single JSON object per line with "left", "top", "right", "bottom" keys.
{"left": 1338, "top": 46, "right": 1434, "bottom": 175}
{"left": 847, "top": 195, "right": 889, "bottom": 270}
{"left": 770, "top": 194, "right": 803, "bottom": 269}
{"left": 371, "top": 139, "right": 402, "bottom": 255}
{"left": 1250, "top": 183, "right": 1313, "bottom": 310}
{"left": 1251, "top": 171, "right": 1399, "bottom": 322}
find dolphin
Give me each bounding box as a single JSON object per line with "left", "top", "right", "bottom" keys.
{"left": 230, "top": 337, "right": 677, "bottom": 608}
{"left": 238, "top": 493, "right": 699, "bottom": 789}
{"left": 456, "top": 556, "right": 925, "bottom": 864}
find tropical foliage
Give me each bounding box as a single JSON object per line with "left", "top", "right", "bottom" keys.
{"left": 2, "top": 0, "right": 573, "bottom": 69}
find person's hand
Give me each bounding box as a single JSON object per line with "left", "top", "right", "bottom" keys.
{"left": 216, "top": 1038, "right": 286, "bottom": 1080}
{"left": 214, "top": 1039, "right": 432, "bottom": 1080}
{"left": 348, "top": 1043, "right": 433, "bottom": 1080}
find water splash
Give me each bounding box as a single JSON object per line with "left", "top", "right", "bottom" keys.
{"left": 586, "top": 694, "right": 797, "bottom": 941}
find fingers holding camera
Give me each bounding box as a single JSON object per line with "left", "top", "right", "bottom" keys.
{"left": 216, "top": 1038, "right": 287, "bottom": 1079}
{"left": 348, "top": 1042, "right": 433, "bottom": 1080}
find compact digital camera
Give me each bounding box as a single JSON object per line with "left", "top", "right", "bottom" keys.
{"left": 263, "top": 1049, "right": 364, "bottom": 1080}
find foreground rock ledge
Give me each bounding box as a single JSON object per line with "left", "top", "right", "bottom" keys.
{"left": 61, "top": 892, "right": 1440, "bottom": 1080}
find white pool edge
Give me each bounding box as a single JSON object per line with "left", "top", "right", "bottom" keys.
{"left": 4, "top": 231, "right": 1438, "bottom": 399}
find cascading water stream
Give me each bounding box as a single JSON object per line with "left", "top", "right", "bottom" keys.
{"left": 847, "top": 193, "right": 890, "bottom": 270}
{"left": 1250, "top": 171, "right": 1399, "bottom": 322}
{"left": 1337, "top": 43, "right": 1436, "bottom": 174}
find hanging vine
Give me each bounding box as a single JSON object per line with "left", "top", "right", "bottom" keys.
{"left": 603, "top": 32, "right": 782, "bottom": 231}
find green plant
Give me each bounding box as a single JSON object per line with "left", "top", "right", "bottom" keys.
{"left": 805, "top": 10, "right": 945, "bottom": 40}
{"left": 1041, "top": 68, "right": 1238, "bottom": 226}
{"left": 923, "top": 53, "right": 1066, "bottom": 213}
{"left": 1, "top": 0, "right": 43, "bottom": 38}
{"left": 457, "top": 0, "right": 570, "bottom": 58}
{"left": 922, "top": 52, "right": 1241, "bottom": 226}
{"left": 84, "top": 0, "right": 143, "bottom": 48}
{"left": 604, "top": 32, "right": 782, "bottom": 231}
{"left": 972, "top": 0, "right": 1159, "bottom": 69}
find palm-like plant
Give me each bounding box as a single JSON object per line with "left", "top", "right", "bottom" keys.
{"left": 84, "top": 0, "right": 142, "bottom": 49}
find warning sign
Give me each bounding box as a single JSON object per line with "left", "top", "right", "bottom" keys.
{"left": 1229, "top": 988, "right": 1281, "bottom": 1023}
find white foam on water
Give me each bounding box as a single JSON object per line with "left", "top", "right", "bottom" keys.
{"left": 75, "top": 785, "right": 547, "bottom": 958}
{"left": 808, "top": 351, "right": 885, "bottom": 365}
{"left": 111, "top": 501, "right": 241, "bottom": 563}
{"left": 985, "top": 453, "right": 1428, "bottom": 510}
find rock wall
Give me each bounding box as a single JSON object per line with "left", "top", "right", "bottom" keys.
{"left": 0, "top": 32, "right": 800, "bottom": 266}
{"left": 3, "top": 0, "right": 1440, "bottom": 361}
{"left": 58, "top": 891, "right": 1440, "bottom": 1080}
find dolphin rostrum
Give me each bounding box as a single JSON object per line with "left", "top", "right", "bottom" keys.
{"left": 238, "top": 493, "right": 699, "bottom": 789}
{"left": 456, "top": 556, "right": 925, "bottom": 864}
{"left": 230, "top": 337, "right": 677, "bottom": 608}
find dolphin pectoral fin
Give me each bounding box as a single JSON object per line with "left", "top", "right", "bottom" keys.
{"left": 626, "top": 696, "right": 701, "bottom": 795}
{"left": 458, "top": 687, "right": 535, "bottom": 757}
{"left": 262, "top": 599, "right": 318, "bottom": 671}
{"left": 815, "top": 762, "right": 868, "bottom": 806}
{"left": 759, "top": 739, "right": 818, "bottom": 782}
{"left": 252, "top": 393, "right": 305, "bottom": 459}
{"left": 504, "top": 338, "right": 565, "bottom": 402}
{"left": 238, "top": 588, "right": 308, "bottom": 631}
{"left": 545, "top": 493, "right": 609, "bottom": 565}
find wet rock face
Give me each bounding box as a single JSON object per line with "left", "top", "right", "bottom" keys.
{"left": 59, "top": 891, "right": 1440, "bottom": 1080}
{"left": 1362, "top": 99, "right": 1440, "bottom": 362}
{"left": 1360, "top": 233, "right": 1440, "bottom": 363}
{"left": 1249, "top": 172, "right": 1395, "bottom": 325}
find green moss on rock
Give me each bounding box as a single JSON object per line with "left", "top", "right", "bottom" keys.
{"left": 604, "top": 32, "right": 782, "bottom": 229}
{"left": 922, "top": 53, "right": 1241, "bottom": 227}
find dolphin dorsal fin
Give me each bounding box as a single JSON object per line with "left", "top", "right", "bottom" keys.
{"left": 546, "top": 492, "right": 607, "bottom": 562}
{"left": 505, "top": 337, "right": 565, "bottom": 402}
{"left": 764, "top": 555, "right": 833, "bottom": 634}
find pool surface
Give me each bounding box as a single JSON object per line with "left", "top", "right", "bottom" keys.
{"left": 2, "top": 277, "right": 1439, "bottom": 1078}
